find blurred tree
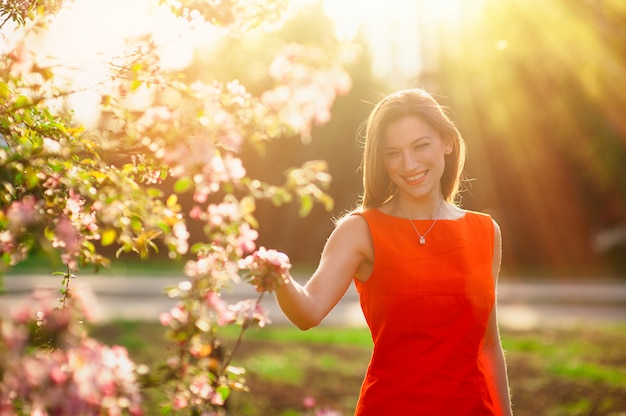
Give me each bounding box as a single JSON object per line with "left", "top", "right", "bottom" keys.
{"left": 0, "top": 0, "right": 355, "bottom": 413}
{"left": 180, "top": 1, "right": 385, "bottom": 263}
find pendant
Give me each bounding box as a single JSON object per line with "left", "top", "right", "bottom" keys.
{"left": 419, "top": 236, "right": 426, "bottom": 245}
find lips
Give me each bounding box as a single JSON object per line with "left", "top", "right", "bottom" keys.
{"left": 404, "top": 170, "right": 427, "bottom": 184}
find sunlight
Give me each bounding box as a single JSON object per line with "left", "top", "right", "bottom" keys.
{"left": 434, "top": 0, "right": 626, "bottom": 273}
{"left": 320, "top": 0, "right": 466, "bottom": 41}
{"left": 40, "top": 0, "right": 203, "bottom": 77}
{"left": 321, "top": 0, "right": 387, "bottom": 41}
{"left": 317, "top": 0, "right": 467, "bottom": 82}
{"left": 18, "top": 0, "right": 218, "bottom": 127}
{"left": 419, "top": 0, "right": 466, "bottom": 30}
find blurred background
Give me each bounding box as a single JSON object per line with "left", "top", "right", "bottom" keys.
{"left": 14, "top": 0, "right": 626, "bottom": 279}
{"left": 248, "top": 0, "right": 626, "bottom": 279}
{"left": 4, "top": 4, "right": 624, "bottom": 413}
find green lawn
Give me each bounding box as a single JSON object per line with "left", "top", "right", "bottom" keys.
{"left": 89, "top": 321, "right": 626, "bottom": 416}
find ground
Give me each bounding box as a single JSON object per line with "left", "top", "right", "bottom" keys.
{"left": 226, "top": 328, "right": 626, "bottom": 416}
{"left": 91, "top": 323, "right": 626, "bottom": 416}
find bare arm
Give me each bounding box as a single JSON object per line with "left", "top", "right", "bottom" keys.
{"left": 274, "top": 214, "right": 371, "bottom": 330}
{"left": 482, "top": 219, "right": 513, "bottom": 415}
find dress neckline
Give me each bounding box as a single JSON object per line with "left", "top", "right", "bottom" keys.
{"left": 371, "top": 207, "right": 468, "bottom": 222}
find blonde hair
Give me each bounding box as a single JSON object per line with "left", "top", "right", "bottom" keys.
{"left": 359, "top": 88, "right": 466, "bottom": 209}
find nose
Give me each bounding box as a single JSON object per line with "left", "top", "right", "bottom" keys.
{"left": 401, "top": 150, "right": 417, "bottom": 170}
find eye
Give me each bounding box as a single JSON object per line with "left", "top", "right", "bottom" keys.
{"left": 385, "top": 150, "right": 400, "bottom": 158}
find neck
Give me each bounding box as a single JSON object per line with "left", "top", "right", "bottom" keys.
{"left": 395, "top": 195, "right": 446, "bottom": 220}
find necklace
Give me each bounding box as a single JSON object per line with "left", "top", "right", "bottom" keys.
{"left": 400, "top": 199, "right": 445, "bottom": 245}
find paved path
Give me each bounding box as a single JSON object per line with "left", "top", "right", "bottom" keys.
{"left": 2, "top": 275, "right": 626, "bottom": 330}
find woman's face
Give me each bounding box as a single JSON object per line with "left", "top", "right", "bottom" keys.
{"left": 383, "top": 115, "right": 452, "bottom": 202}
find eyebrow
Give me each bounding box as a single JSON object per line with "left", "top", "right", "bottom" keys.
{"left": 384, "top": 136, "right": 432, "bottom": 149}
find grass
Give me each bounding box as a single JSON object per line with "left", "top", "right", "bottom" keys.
{"left": 503, "top": 326, "right": 626, "bottom": 385}
{"left": 9, "top": 258, "right": 626, "bottom": 414}
{"left": 89, "top": 321, "right": 626, "bottom": 416}
{"left": 221, "top": 325, "right": 374, "bottom": 347}
{"left": 5, "top": 253, "right": 317, "bottom": 279}
{"left": 4, "top": 252, "right": 186, "bottom": 277}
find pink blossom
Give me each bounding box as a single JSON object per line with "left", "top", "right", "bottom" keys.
{"left": 173, "top": 393, "right": 188, "bottom": 409}
{"left": 207, "top": 201, "right": 238, "bottom": 226}
{"left": 159, "top": 312, "right": 172, "bottom": 326}
{"left": 205, "top": 292, "right": 235, "bottom": 326}
{"left": 171, "top": 221, "right": 190, "bottom": 254}
{"left": 136, "top": 106, "right": 173, "bottom": 132}
{"left": 0, "top": 320, "right": 27, "bottom": 353}
{"left": 8, "top": 41, "right": 34, "bottom": 77}
{"left": 53, "top": 216, "right": 81, "bottom": 269}
{"left": 222, "top": 155, "right": 246, "bottom": 180}
{"left": 303, "top": 396, "right": 316, "bottom": 409}
{"left": 10, "top": 288, "right": 58, "bottom": 324}
{"left": 189, "top": 374, "right": 212, "bottom": 399}
{"left": 189, "top": 205, "right": 205, "bottom": 220}
{"left": 166, "top": 354, "right": 180, "bottom": 369}
{"left": 169, "top": 305, "right": 189, "bottom": 325}
{"left": 184, "top": 255, "right": 215, "bottom": 279}
{"left": 67, "top": 284, "right": 100, "bottom": 322}
{"left": 203, "top": 154, "right": 246, "bottom": 188}
{"left": 228, "top": 299, "right": 271, "bottom": 328}
{"left": 315, "top": 409, "right": 343, "bottom": 416}
{"left": 6, "top": 195, "right": 40, "bottom": 230}
{"left": 50, "top": 366, "right": 68, "bottom": 384}
{"left": 239, "top": 246, "right": 291, "bottom": 292}
{"left": 234, "top": 222, "right": 258, "bottom": 256}
{"left": 262, "top": 44, "right": 352, "bottom": 136}
{"left": 42, "top": 172, "right": 62, "bottom": 190}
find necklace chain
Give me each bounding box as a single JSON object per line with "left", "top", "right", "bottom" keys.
{"left": 400, "top": 200, "right": 445, "bottom": 245}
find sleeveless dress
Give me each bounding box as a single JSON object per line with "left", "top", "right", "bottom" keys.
{"left": 353, "top": 209, "right": 497, "bottom": 415}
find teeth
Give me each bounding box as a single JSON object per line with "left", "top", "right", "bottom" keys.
{"left": 407, "top": 171, "right": 426, "bottom": 181}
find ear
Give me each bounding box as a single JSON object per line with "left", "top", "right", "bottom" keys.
{"left": 444, "top": 142, "right": 453, "bottom": 155}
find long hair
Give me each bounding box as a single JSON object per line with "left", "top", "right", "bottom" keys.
{"left": 359, "top": 89, "right": 466, "bottom": 209}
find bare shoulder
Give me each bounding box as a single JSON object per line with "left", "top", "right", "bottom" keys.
{"left": 333, "top": 212, "right": 370, "bottom": 240}
{"left": 327, "top": 212, "right": 373, "bottom": 257}
{"left": 450, "top": 204, "right": 466, "bottom": 219}
{"left": 327, "top": 212, "right": 374, "bottom": 281}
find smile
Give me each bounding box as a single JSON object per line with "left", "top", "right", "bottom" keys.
{"left": 405, "top": 171, "right": 427, "bottom": 182}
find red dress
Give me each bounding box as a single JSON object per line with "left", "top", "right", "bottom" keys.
{"left": 354, "top": 209, "right": 497, "bottom": 415}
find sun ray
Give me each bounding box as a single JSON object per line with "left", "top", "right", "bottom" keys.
{"left": 431, "top": 0, "right": 626, "bottom": 275}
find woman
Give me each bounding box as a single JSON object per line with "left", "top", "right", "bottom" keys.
{"left": 274, "top": 88, "right": 513, "bottom": 415}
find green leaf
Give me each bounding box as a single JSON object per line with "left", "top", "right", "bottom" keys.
{"left": 101, "top": 229, "right": 117, "bottom": 246}
{"left": 173, "top": 177, "right": 193, "bottom": 193}
{"left": 115, "top": 246, "right": 130, "bottom": 258}
{"left": 298, "top": 195, "right": 313, "bottom": 217}
{"left": 13, "top": 95, "right": 31, "bottom": 110}
{"left": 83, "top": 240, "right": 96, "bottom": 253}
{"left": 130, "top": 79, "right": 143, "bottom": 92}
{"left": 244, "top": 214, "right": 259, "bottom": 229}
{"left": 44, "top": 226, "right": 55, "bottom": 242}
{"left": 166, "top": 194, "right": 178, "bottom": 208}
{"left": 0, "top": 82, "right": 10, "bottom": 98}
{"left": 216, "top": 385, "right": 231, "bottom": 401}
{"left": 240, "top": 195, "right": 256, "bottom": 215}
{"left": 146, "top": 188, "right": 163, "bottom": 198}
{"left": 319, "top": 193, "right": 335, "bottom": 212}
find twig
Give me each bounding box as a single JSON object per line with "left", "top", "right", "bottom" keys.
{"left": 220, "top": 291, "right": 265, "bottom": 375}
